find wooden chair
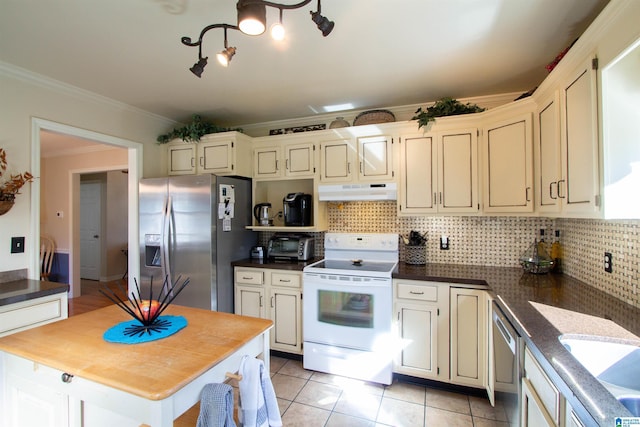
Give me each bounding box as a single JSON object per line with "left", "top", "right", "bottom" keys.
{"left": 40, "top": 235, "right": 55, "bottom": 281}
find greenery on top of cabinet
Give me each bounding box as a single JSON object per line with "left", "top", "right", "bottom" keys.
{"left": 412, "top": 98, "right": 485, "bottom": 129}
{"left": 157, "top": 115, "right": 242, "bottom": 144}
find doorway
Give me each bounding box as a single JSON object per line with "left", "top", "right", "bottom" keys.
{"left": 31, "top": 118, "right": 142, "bottom": 298}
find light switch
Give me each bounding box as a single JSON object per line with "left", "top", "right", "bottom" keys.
{"left": 11, "top": 237, "right": 25, "bottom": 254}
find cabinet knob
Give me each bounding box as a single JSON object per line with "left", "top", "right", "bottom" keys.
{"left": 61, "top": 372, "right": 74, "bottom": 383}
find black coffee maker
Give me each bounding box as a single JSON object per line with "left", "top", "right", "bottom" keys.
{"left": 283, "top": 193, "right": 312, "bottom": 226}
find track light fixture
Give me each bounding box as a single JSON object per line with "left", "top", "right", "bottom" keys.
{"left": 181, "top": 0, "right": 334, "bottom": 76}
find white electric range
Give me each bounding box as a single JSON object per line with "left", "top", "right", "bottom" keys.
{"left": 302, "top": 233, "right": 398, "bottom": 385}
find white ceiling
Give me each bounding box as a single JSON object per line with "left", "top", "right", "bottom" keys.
{"left": 1, "top": 0, "right": 609, "bottom": 128}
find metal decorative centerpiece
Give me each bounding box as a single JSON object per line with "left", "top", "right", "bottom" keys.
{"left": 101, "top": 276, "right": 190, "bottom": 343}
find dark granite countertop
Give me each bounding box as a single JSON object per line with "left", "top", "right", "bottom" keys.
{"left": 232, "top": 257, "right": 322, "bottom": 271}
{"left": 0, "top": 279, "right": 69, "bottom": 306}
{"left": 395, "top": 262, "right": 638, "bottom": 426}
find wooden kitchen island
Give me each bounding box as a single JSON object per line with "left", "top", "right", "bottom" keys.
{"left": 0, "top": 304, "right": 272, "bottom": 427}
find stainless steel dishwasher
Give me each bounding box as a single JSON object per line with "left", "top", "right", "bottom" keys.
{"left": 492, "top": 300, "right": 522, "bottom": 427}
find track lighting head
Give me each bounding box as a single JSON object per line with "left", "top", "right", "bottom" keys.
{"left": 190, "top": 57, "right": 208, "bottom": 77}
{"left": 237, "top": 0, "right": 266, "bottom": 35}
{"left": 216, "top": 47, "right": 236, "bottom": 67}
{"left": 310, "top": 10, "right": 334, "bottom": 37}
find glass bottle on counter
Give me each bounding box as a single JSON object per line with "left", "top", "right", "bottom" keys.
{"left": 551, "top": 230, "right": 563, "bottom": 273}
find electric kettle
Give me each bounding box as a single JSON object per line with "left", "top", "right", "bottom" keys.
{"left": 253, "top": 203, "right": 272, "bottom": 226}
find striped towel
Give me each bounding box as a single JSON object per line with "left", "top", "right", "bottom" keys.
{"left": 197, "top": 383, "right": 237, "bottom": 427}
{"left": 238, "top": 355, "right": 282, "bottom": 427}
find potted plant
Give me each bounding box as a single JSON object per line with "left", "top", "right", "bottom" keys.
{"left": 0, "top": 148, "right": 34, "bottom": 215}
{"left": 412, "top": 97, "right": 485, "bottom": 129}
{"left": 156, "top": 114, "right": 242, "bottom": 144}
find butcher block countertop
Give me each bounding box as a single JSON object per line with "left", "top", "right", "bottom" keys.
{"left": 0, "top": 304, "right": 272, "bottom": 401}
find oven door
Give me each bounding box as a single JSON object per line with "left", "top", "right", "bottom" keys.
{"left": 303, "top": 272, "right": 392, "bottom": 351}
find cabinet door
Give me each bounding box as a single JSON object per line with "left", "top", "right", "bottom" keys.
{"left": 483, "top": 114, "right": 534, "bottom": 213}
{"left": 235, "top": 284, "right": 265, "bottom": 319}
{"left": 521, "top": 378, "right": 556, "bottom": 427}
{"left": 399, "top": 135, "right": 436, "bottom": 214}
{"left": 285, "top": 142, "right": 315, "bottom": 178}
{"left": 439, "top": 129, "right": 479, "bottom": 213}
{"left": 561, "top": 57, "right": 600, "bottom": 215}
{"left": 320, "top": 139, "right": 353, "bottom": 182}
{"left": 198, "top": 140, "right": 234, "bottom": 174}
{"left": 254, "top": 146, "right": 282, "bottom": 179}
{"left": 167, "top": 144, "right": 196, "bottom": 175}
{"left": 2, "top": 353, "right": 70, "bottom": 427}
{"left": 269, "top": 287, "right": 302, "bottom": 353}
{"left": 450, "top": 288, "right": 486, "bottom": 388}
{"left": 394, "top": 301, "right": 440, "bottom": 379}
{"left": 537, "top": 92, "right": 562, "bottom": 212}
{"left": 357, "top": 135, "right": 394, "bottom": 181}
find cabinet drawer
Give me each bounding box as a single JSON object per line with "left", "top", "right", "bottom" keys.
{"left": 0, "top": 295, "right": 65, "bottom": 337}
{"left": 271, "top": 272, "right": 301, "bottom": 288}
{"left": 397, "top": 283, "right": 438, "bottom": 302}
{"left": 235, "top": 270, "right": 264, "bottom": 285}
{"left": 524, "top": 346, "right": 560, "bottom": 424}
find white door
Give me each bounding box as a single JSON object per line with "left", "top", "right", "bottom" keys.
{"left": 80, "top": 181, "right": 102, "bottom": 280}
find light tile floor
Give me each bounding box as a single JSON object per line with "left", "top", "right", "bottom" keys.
{"left": 246, "top": 355, "right": 512, "bottom": 427}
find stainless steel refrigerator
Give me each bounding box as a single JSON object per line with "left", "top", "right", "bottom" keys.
{"left": 139, "top": 174, "right": 256, "bottom": 312}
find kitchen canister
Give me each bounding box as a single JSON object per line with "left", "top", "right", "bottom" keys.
{"left": 404, "top": 245, "right": 426, "bottom": 265}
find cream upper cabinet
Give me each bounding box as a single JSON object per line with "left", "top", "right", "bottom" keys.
{"left": 319, "top": 132, "right": 394, "bottom": 183}
{"left": 536, "top": 91, "right": 562, "bottom": 213}
{"left": 167, "top": 131, "right": 252, "bottom": 177}
{"left": 560, "top": 56, "right": 600, "bottom": 216}
{"left": 319, "top": 138, "right": 355, "bottom": 182}
{"left": 399, "top": 124, "right": 479, "bottom": 215}
{"left": 482, "top": 104, "right": 534, "bottom": 213}
{"left": 253, "top": 141, "right": 316, "bottom": 179}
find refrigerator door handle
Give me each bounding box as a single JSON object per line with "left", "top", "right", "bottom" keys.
{"left": 162, "top": 195, "right": 175, "bottom": 295}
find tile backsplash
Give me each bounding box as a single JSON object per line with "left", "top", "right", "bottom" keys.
{"left": 260, "top": 201, "right": 640, "bottom": 309}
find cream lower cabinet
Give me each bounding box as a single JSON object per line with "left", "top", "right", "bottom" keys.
{"left": 0, "top": 293, "right": 68, "bottom": 338}
{"left": 234, "top": 267, "right": 302, "bottom": 354}
{"left": 522, "top": 345, "right": 561, "bottom": 427}
{"left": 450, "top": 287, "right": 488, "bottom": 389}
{"left": 393, "top": 279, "right": 449, "bottom": 381}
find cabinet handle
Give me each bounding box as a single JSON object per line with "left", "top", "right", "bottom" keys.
{"left": 279, "top": 279, "right": 291, "bottom": 283}
{"left": 347, "top": 163, "right": 351, "bottom": 174}
{"left": 409, "top": 291, "right": 425, "bottom": 295}
{"left": 360, "top": 161, "right": 363, "bottom": 174}
{"left": 549, "top": 182, "right": 557, "bottom": 200}
{"left": 557, "top": 180, "right": 566, "bottom": 199}
{"left": 433, "top": 192, "right": 437, "bottom": 205}
{"left": 191, "top": 157, "right": 195, "bottom": 168}
{"left": 61, "top": 373, "right": 74, "bottom": 383}
{"left": 439, "top": 192, "right": 443, "bottom": 205}
{"left": 525, "top": 186, "right": 531, "bottom": 202}
{"left": 285, "top": 159, "right": 289, "bottom": 170}
{"left": 241, "top": 276, "right": 253, "bottom": 280}
{"left": 199, "top": 156, "right": 204, "bottom": 167}
{"left": 271, "top": 296, "right": 275, "bottom": 308}
{"left": 275, "top": 160, "right": 279, "bottom": 171}
{"left": 259, "top": 296, "right": 263, "bottom": 307}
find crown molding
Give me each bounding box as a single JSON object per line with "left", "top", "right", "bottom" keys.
{"left": 0, "top": 61, "right": 176, "bottom": 127}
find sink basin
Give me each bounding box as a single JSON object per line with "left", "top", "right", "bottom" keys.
{"left": 618, "top": 396, "right": 640, "bottom": 417}
{"left": 559, "top": 336, "right": 640, "bottom": 394}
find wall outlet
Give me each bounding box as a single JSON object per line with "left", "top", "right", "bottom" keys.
{"left": 604, "top": 252, "right": 613, "bottom": 273}
{"left": 440, "top": 236, "right": 450, "bottom": 250}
